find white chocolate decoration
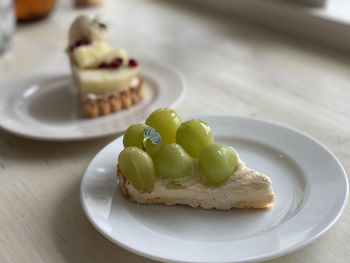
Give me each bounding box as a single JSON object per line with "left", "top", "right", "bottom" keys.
{"left": 68, "top": 15, "right": 106, "bottom": 46}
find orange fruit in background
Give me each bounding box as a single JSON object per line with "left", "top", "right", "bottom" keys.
{"left": 15, "top": 0, "right": 55, "bottom": 22}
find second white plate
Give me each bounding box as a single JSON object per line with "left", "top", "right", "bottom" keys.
{"left": 80, "top": 116, "right": 348, "bottom": 263}
{"left": 0, "top": 58, "right": 186, "bottom": 141}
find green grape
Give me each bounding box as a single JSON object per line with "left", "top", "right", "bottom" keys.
{"left": 145, "top": 108, "right": 181, "bottom": 145}
{"left": 154, "top": 144, "right": 193, "bottom": 179}
{"left": 176, "top": 119, "right": 214, "bottom": 158}
{"left": 198, "top": 143, "right": 238, "bottom": 186}
{"left": 123, "top": 124, "right": 147, "bottom": 149}
{"left": 123, "top": 124, "right": 161, "bottom": 158}
{"left": 144, "top": 140, "right": 161, "bottom": 158}
{"left": 118, "top": 147, "right": 156, "bottom": 192}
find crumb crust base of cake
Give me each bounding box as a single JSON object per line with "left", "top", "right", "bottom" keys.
{"left": 82, "top": 78, "right": 144, "bottom": 118}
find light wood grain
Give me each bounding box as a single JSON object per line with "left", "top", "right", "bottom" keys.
{"left": 0, "top": 0, "right": 349, "bottom": 262}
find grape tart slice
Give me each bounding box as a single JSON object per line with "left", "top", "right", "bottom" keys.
{"left": 116, "top": 109, "right": 275, "bottom": 210}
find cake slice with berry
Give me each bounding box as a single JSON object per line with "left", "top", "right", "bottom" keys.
{"left": 66, "top": 15, "right": 144, "bottom": 118}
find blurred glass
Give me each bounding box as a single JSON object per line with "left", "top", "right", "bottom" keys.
{"left": 0, "top": 0, "right": 15, "bottom": 55}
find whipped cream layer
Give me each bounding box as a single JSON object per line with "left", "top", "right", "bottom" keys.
{"left": 73, "top": 66, "right": 139, "bottom": 96}
{"left": 120, "top": 158, "right": 275, "bottom": 210}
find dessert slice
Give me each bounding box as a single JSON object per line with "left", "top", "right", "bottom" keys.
{"left": 116, "top": 108, "right": 275, "bottom": 210}
{"left": 66, "top": 15, "right": 144, "bottom": 118}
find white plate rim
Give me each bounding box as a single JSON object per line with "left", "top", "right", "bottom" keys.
{"left": 0, "top": 58, "right": 186, "bottom": 141}
{"left": 80, "top": 115, "right": 349, "bottom": 263}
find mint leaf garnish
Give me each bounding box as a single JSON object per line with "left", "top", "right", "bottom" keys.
{"left": 142, "top": 127, "right": 161, "bottom": 150}
{"left": 93, "top": 17, "right": 107, "bottom": 29}
{"left": 97, "top": 21, "right": 107, "bottom": 29}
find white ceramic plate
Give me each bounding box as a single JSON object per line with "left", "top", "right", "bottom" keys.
{"left": 80, "top": 116, "right": 348, "bottom": 263}
{"left": 0, "top": 58, "right": 185, "bottom": 141}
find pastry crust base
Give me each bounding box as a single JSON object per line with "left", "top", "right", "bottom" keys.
{"left": 116, "top": 162, "right": 275, "bottom": 210}
{"left": 81, "top": 79, "right": 144, "bottom": 118}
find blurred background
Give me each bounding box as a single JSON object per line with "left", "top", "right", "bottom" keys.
{"left": 1, "top": 0, "right": 350, "bottom": 75}
{"left": 1, "top": 0, "right": 349, "bottom": 120}
{"left": 0, "top": 0, "right": 349, "bottom": 115}
{"left": 0, "top": 0, "right": 349, "bottom": 120}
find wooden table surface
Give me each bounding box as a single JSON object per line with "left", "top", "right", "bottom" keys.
{"left": 1, "top": 0, "right": 349, "bottom": 262}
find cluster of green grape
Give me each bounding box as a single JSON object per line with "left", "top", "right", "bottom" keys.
{"left": 118, "top": 108, "right": 238, "bottom": 192}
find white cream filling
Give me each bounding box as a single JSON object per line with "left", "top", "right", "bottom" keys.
{"left": 72, "top": 65, "right": 139, "bottom": 96}
{"left": 124, "top": 158, "right": 275, "bottom": 209}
